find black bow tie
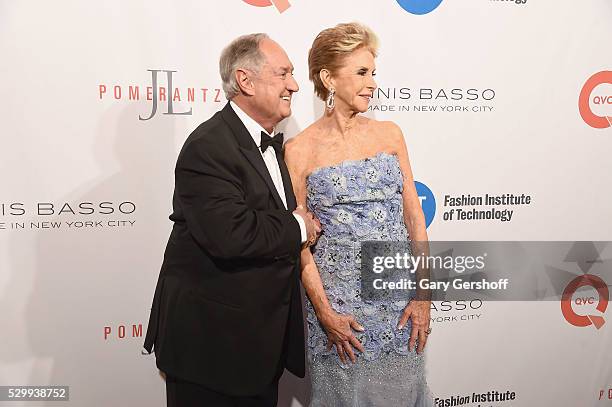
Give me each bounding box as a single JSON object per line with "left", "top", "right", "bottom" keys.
{"left": 260, "top": 131, "right": 284, "bottom": 154}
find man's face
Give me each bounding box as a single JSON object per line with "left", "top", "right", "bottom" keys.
{"left": 250, "top": 38, "right": 299, "bottom": 128}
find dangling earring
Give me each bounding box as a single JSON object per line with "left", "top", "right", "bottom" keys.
{"left": 326, "top": 88, "right": 335, "bottom": 111}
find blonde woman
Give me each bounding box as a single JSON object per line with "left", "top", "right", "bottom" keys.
{"left": 285, "top": 23, "right": 433, "bottom": 405}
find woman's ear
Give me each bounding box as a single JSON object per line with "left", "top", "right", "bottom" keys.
{"left": 319, "top": 69, "right": 335, "bottom": 92}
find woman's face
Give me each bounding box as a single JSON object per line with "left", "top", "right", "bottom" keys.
{"left": 331, "top": 47, "right": 377, "bottom": 113}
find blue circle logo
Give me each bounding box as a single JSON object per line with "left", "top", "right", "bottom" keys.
{"left": 414, "top": 181, "right": 436, "bottom": 228}
{"left": 396, "top": 0, "right": 444, "bottom": 15}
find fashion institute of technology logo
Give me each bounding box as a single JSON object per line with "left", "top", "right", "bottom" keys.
{"left": 415, "top": 181, "right": 436, "bottom": 228}
{"left": 579, "top": 70, "right": 612, "bottom": 129}
{"left": 243, "top": 0, "right": 291, "bottom": 13}
{"left": 395, "top": 0, "right": 444, "bottom": 15}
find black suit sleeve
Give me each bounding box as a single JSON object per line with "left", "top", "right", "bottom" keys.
{"left": 174, "top": 137, "right": 302, "bottom": 260}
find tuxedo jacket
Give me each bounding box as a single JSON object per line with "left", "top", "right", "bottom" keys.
{"left": 143, "top": 102, "right": 305, "bottom": 396}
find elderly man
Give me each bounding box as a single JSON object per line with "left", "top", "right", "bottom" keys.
{"left": 143, "top": 34, "right": 320, "bottom": 407}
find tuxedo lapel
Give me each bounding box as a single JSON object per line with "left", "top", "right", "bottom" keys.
{"left": 240, "top": 148, "right": 285, "bottom": 209}
{"left": 276, "top": 149, "right": 297, "bottom": 211}
{"left": 220, "top": 103, "right": 285, "bottom": 210}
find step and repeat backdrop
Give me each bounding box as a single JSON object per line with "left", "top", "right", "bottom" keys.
{"left": 1, "top": 0, "right": 611, "bottom": 406}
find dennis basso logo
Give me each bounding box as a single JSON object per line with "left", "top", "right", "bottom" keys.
{"left": 369, "top": 85, "right": 496, "bottom": 114}
{"left": 579, "top": 70, "right": 612, "bottom": 129}
{"left": 98, "top": 69, "right": 224, "bottom": 120}
{"left": 430, "top": 299, "right": 485, "bottom": 325}
{"left": 243, "top": 0, "right": 291, "bottom": 13}
{"left": 0, "top": 201, "right": 137, "bottom": 231}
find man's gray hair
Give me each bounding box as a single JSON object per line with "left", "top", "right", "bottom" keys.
{"left": 219, "top": 33, "right": 269, "bottom": 100}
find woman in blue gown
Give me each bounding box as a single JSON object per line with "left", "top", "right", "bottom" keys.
{"left": 285, "top": 23, "right": 434, "bottom": 406}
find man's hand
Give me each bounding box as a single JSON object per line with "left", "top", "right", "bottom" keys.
{"left": 293, "top": 205, "right": 321, "bottom": 247}
{"left": 319, "top": 309, "right": 365, "bottom": 364}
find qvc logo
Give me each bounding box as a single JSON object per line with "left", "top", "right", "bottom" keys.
{"left": 561, "top": 274, "right": 608, "bottom": 329}
{"left": 243, "top": 0, "right": 291, "bottom": 13}
{"left": 578, "top": 70, "right": 612, "bottom": 129}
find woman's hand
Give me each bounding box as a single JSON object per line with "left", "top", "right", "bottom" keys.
{"left": 319, "top": 309, "right": 365, "bottom": 364}
{"left": 397, "top": 299, "right": 431, "bottom": 354}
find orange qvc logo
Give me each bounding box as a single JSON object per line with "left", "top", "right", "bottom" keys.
{"left": 578, "top": 70, "right": 612, "bottom": 129}
{"left": 243, "top": 0, "right": 291, "bottom": 13}
{"left": 561, "top": 274, "right": 608, "bottom": 329}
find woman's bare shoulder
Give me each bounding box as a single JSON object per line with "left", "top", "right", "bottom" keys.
{"left": 360, "top": 117, "right": 404, "bottom": 152}
{"left": 367, "top": 118, "right": 402, "bottom": 135}
{"left": 284, "top": 123, "right": 321, "bottom": 170}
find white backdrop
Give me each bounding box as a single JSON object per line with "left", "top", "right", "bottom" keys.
{"left": 1, "top": 0, "right": 611, "bottom": 406}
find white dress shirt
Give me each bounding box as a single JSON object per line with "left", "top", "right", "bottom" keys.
{"left": 230, "top": 101, "right": 307, "bottom": 243}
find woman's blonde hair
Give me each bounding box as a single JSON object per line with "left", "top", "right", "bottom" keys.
{"left": 308, "top": 22, "right": 379, "bottom": 100}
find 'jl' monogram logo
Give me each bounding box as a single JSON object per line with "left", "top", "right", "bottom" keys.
{"left": 140, "top": 70, "right": 192, "bottom": 121}
{"left": 242, "top": 0, "right": 291, "bottom": 13}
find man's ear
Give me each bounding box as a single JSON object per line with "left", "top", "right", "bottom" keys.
{"left": 236, "top": 69, "right": 256, "bottom": 96}
{"left": 319, "top": 69, "right": 335, "bottom": 92}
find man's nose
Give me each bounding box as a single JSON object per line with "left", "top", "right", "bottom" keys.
{"left": 287, "top": 75, "right": 299, "bottom": 93}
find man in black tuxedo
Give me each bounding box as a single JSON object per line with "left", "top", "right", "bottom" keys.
{"left": 143, "top": 33, "right": 320, "bottom": 407}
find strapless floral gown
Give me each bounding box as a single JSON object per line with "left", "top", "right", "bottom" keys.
{"left": 305, "top": 152, "right": 434, "bottom": 406}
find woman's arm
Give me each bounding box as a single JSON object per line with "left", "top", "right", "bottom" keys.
{"left": 385, "top": 122, "right": 432, "bottom": 354}
{"left": 284, "top": 138, "right": 364, "bottom": 363}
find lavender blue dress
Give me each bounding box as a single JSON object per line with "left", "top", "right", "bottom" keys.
{"left": 305, "top": 152, "right": 433, "bottom": 406}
